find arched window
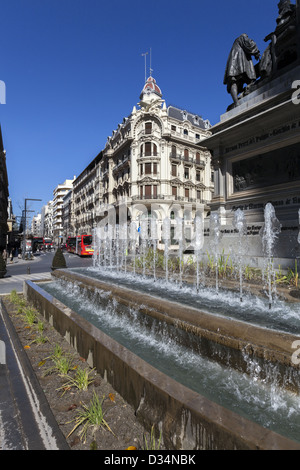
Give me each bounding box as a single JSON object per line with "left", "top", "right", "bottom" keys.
{"left": 145, "top": 142, "right": 151, "bottom": 156}
{"left": 142, "top": 142, "right": 157, "bottom": 157}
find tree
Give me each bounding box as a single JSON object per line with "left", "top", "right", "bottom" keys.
{"left": 51, "top": 247, "right": 67, "bottom": 270}
{"left": 0, "top": 253, "right": 7, "bottom": 278}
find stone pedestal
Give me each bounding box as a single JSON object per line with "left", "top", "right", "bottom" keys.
{"left": 201, "top": 3, "right": 300, "bottom": 268}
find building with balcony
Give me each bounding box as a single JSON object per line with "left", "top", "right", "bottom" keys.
{"left": 41, "top": 201, "right": 53, "bottom": 239}
{"left": 68, "top": 75, "right": 213, "bottom": 248}
{"left": 0, "top": 126, "right": 8, "bottom": 251}
{"left": 71, "top": 153, "right": 102, "bottom": 236}
{"left": 97, "top": 75, "right": 213, "bottom": 247}
{"left": 53, "top": 178, "right": 76, "bottom": 244}
{"left": 31, "top": 213, "right": 42, "bottom": 236}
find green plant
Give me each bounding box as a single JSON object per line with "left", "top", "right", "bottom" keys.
{"left": 51, "top": 343, "right": 64, "bottom": 360}
{"left": 206, "top": 251, "right": 215, "bottom": 271}
{"left": 143, "top": 424, "right": 162, "bottom": 450}
{"left": 9, "top": 290, "right": 27, "bottom": 309}
{"left": 67, "top": 392, "right": 114, "bottom": 443}
{"left": 9, "top": 289, "right": 19, "bottom": 303}
{"left": 36, "top": 320, "right": 45, "bottom": 333}
{"left": 244, "top": 265, "right": 255, "bottom": 281}
{"left": 44, "top": 352, "right": 74, "bottom": 376}
{"left": 29, "top": 321, "right": 48, "bottom": 345}
{"left": 23, "top": 307, "right": 37, "bottom": 326}
{"left": 218, "top": 250, "right": 230, "bottom": 277}
{"left": 57, "top": 367, "right": 95, "bottom": 395}
{"left": 0, "top": 254, "right": 7, "bottom": 277}
{"left": 275, "top": 265, "right": 289, "bottom": 285}
{"left": 30, "top": 333, "right": 48, "bottom": 345}
{"left": 286, "top": 260, "right": 299, "bottom": 287}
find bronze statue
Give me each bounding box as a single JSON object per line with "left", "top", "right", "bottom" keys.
{"left": 261, "top": 0, "right": 297, "bottom": 77}
{"left": 224, "top": 33, "right": 260, "bottom": 107}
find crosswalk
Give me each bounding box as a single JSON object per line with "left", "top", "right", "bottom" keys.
{"left": 0, "top": 272, "right": 52, "bottom": 294}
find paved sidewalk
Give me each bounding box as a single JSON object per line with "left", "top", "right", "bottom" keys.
{"left": 0, "top": 255, "right": 52, "bottom": 295}
{"left": 0, "top": 271, "right": 52, "bottom": 295}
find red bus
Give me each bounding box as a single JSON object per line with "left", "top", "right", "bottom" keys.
{"left": 43, "top": 238, "right": 53, "bottom": 250}
{"left": 76, "top": 234, "right": 94, "bottom": 256}
{"left": 32, "top": 237, "right": 44, "bottom": 252}
{"left": 66, "top": 236, "right": 76, "bottom": 253}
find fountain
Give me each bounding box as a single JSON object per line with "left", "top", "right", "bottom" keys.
{"left": 119, "top": 223, "right": 128, "bottom": 274}
{"left": 194, "top": 215, "right": 204, "bottom": 292}
{"left": 151, "top": 218, "right": 158, "bottom": 282}
{"left": 129, "top": 221, "right": 137, "bottom": 275}
{"left": 175, "top": 217, "right": 184, "bottom": 288}
{"left": 162, "top": 217, "right": 170, "bottom": 283}
{"left": 233, "top": 208, "right": 247, "bottom": 302}
{"left": 260, "top": 203, "right": 281, "bottom": 309}
{"left": 140, "top": 219, "right": 148, "bottom": 277}
{"left": 209, "top": 212, "right": 222, "bottom": 293}
{"left": 23, "top": 203, "right": 300, "bottom": 450}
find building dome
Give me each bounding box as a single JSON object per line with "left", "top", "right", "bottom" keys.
{"left": 140, "top": 76, "right": 162, "bottom": 99}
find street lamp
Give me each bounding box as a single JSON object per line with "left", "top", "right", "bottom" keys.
{"left": 22, "top": 198, "right": 42, "bottom": 259}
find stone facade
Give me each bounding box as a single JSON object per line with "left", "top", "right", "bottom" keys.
{"left": 68, "top": 76, "right": 213, "bottom": 247}
{"left": 0, "top": 127, "right": 8, "bottom": 251}
{"left": 70, "top": 153, "right": 101, "bottom": 237}
{"left": 52, "top": 178, "right": 76, "bottom": 243}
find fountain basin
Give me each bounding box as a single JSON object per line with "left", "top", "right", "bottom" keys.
{"left": 24, "top": 272, "right": 300, "bottom": 450}
{"left": 52, "top": 269, "right": 299, "bottom": 381}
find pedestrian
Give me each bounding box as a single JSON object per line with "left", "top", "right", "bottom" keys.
{"left": 2, "top": 248, "right": 7, "bottom": 264}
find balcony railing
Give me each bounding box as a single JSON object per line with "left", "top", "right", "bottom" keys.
{"left": 169, "top": 153, "right": 205, "bottom": 166}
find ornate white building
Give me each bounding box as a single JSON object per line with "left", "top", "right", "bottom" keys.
{"left": 66, "top": 76, "right": 213, "bottom": 248}
{"left": 96, "top": 76, "right": 213, "bottom": 247}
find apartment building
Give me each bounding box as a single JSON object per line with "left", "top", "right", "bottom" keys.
{"left": 31, "top": 213, "right": 42, "bottom": 236}
{"left": 53, "top": 178, "right": 76, "bottom": 243}
{"left": 70, "top": 153, "right": 102, "bottom": 237}
{"left": 66, "top": 76, "right": 213, "bottom": 246}
{"left": 0, "top": 126, "right": 8, "bottom": 251}
{"left": 98, "top": 76, "right": 213, "bottom": 245}
{"left": 41, "top": 201, "right": 53, "bottom": 239}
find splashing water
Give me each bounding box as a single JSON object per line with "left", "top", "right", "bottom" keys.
{"left": 175, "top": 217, "right": 184, "bottom": 288}
{"left": 162, "top": 217, "right": 170, "bottom": 283}
{"left": 194, "top": 215, "right": 204, "bottom": 292}
{"left": 260, "top": 203, "right": 281, "bottom": 309}
{"left": 40, "top": 278, "right": 300, "bottom": 444}
{"left": 233, "top": 209, "right": 247, "bottom": 302}
{"left": 209, "top": 213, "right": 222, "bottom": 293}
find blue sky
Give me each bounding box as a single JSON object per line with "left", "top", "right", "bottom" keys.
{"left": 1, "top": 0, "right": 280, "bottom": 219}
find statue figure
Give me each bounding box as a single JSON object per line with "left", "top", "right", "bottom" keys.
{"left": 276, "top": 0, "right": 296, "bottom": 28}
{"left": 260, "top": 0, "right": 297, "bottom": 77}
{"left": 224, "top": 33, "right": 260, "bottom": 107}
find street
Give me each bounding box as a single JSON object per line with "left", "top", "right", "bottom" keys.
{"left": 0, "top": 251, "right": 93, "bottom": 295}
